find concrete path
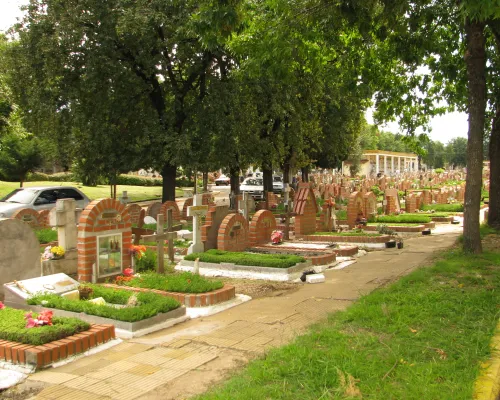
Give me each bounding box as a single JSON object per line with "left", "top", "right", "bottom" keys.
{"left": 27, "top": 225, "right": 461, "bottom": 400}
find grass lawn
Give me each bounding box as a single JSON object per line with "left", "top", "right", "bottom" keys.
{"left": 35, "top": 228, "right": 58, "bottom": 244}
{"left": 376, "top": 215, "right": 432, "bottom": 224}
{"left": 313, "top": 232, "right": 382, "bottom": 237}
{"left": 0, "top": 307, "right": 90, "bottom": 345}
{"left": 0, "top": 180, "right": 183, "bottom": 202}
{"left": 119, "top": 272, "right": 224, "bottom": 293}
{"left": 422, "top": 203, "right": 464, "bottom": 212}
{"left": 196, "top": 227, "right": 500, "bottom": 400}
{"left": 185, "top": 249, "right": 306, "bottom": 269}
{"left": 368, "top": 222, "right": 422, "bottom": 227}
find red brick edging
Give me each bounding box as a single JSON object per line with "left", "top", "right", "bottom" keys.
{"left": 0, "top": 324, "right": 114, "bottom": 369}
{"left": 102, "top": 284, "right": 236, "bottom": 308}
{"left": 250, "top": 245, "right": 337, "bottom": 266}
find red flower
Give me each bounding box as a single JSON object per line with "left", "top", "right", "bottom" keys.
{"left": 0, "top": 301, "right": 5, "bottom": 310}
{"left": 123, "top": 268, "right": 134, "bottom": 277}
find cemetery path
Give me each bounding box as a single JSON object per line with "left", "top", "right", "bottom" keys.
{"left": 25, "top": 226, "right": 461, "bottom": 400}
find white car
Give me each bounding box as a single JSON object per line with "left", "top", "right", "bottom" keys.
{"left": 0, "top": 186, "right": 91, "bottom": 218}
{"left": 214, "top": 174, "right": 230, "bottom": 186}
{"left": 240, "top": 178, "right": 264, "bottom": 200}
{"left": 273, "top": 175, "right": 284, "bottom": 194}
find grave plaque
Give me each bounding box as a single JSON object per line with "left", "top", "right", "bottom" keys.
{"left": 4, "top": 273, "right": 79, "bottom": 308}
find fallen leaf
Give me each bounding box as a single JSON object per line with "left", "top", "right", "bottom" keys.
{"left": 337, "top": 369, "right": 362, "bottom": 398}
{"left": 409, "top": 328, "right": 418, "bottom": 333}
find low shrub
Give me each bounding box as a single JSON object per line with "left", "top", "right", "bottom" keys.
{"left": 116, "top": 174, "right": 163, "bottom": 187}
{"left": 35, "top": 228, "right": 57, "bottom": 244}
{"left": 422, "top": 203, "right": 464, "bottom": 212}
{"left": 26, "top": 172, "right": 75, "bottom": 182}
{"left": 185, "top": 249, "right": 306, "bottom": 269}
{"left": 335, "top": 210, "right": 347, "bottom": 220}
{"left": 135, "top": 248, "right": 157, "bottom": 273}
{"left": 0, "top": 307, "right": 90, "bottom": 346}
{"left": 27, "top": 284, "right": 181, "bottom": 322}
{"left": 435, "top": 167, "right": 445, "bottom": 173}
{"left": 376, "top": 215, "right": 431, "bottom": 224}
{"left": 314, "top": 232, "right": 382, "bottom": 236}
{"left": 122, "top": 272, "right": 223, "bottom": 293}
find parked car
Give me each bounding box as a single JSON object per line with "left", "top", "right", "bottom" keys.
{"left": 240, "top": 178, "right": 264, "bottom": 200}
{"left": 214, "top": 174, "right": 230, "bottom": 186}
{"left": 272, "top": 175, "right": 284, "bottom": 194}
{"left": 0, "top": 186, "right": 91, "bottom": 218}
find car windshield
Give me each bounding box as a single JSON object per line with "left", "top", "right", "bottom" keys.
{"left": 243, "top": 179, "right": 262, "bottom": 186}
{"left": 273, "top": 176, "right": 283, "bottom": 182}
{"left": 1, "top": 188, "right": 38, "bottom": 204}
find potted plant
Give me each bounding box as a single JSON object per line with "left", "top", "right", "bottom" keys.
{"left": 397, "top": 237, "right": 404, "bottom": 249}
{"left": 385, "top": 230, "right": 397, "bottom": 248}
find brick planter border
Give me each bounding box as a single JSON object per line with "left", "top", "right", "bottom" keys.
{"left": 295, "top": 234, "right": 392, "bottom": 244}
{"left": 250, "top": 245, "right": 336, "bottom": 266}
{"left": 102, "top": 284, "right": 236, "bottom": 308}
{"left": 0, "top": 324, "right": 114, "bottom": 369}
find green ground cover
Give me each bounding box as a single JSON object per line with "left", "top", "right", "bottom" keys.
{"left": 196, "top": 229, "right": 500, "bottom": 400}
{"left": 313, "top": 232, "right": 382, "bottom": 237}
{"left": 185, "top": 249, "right": 306, "bottom": 269}
{"left": 34, "top": 228, "right": 58, "bottom": 244}
{"left": 27, "top": 284, "right": 180, "bottom": 322}
{"left": 403, "top": 212, "right": 455, "bottom": 218}
{"left": 376, "top": 215, "right": 431, "bottom": 224}
{"left": 0, "top": 181, "right": 183, "bottom": 202}
{"left": 368, "top": 222, "right": 421, "bottom": 227}
{"left": 120, "top": 272, "right": 223, "bottom": 293}
{"left": 422, "top": 203, "right": 464, "bottom": 212}
{"left": 0, "top": 307, "right": 90, "bottom": 346}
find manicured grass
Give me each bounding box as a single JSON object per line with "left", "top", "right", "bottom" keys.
{"left": 422, "top": 203, "right": 464, "bottom": 212}
{"left": 121, "top": 272, "right": 224, "bottom": 293}
{"left": 0, "top": 180, "right": 183, "bottom": 202}
{"left": 403, "top": 212, "right": 455, "bottom": 218}
{"left": 0, "top": 307, "right": 90, "bottom": 346}
{"left": 27, "top": 284, "right": 181, "bottom": 322}
{"left": 313, "top": 232, "right": 382, "bottom": 237}
{"left": 196, "top": 234, "right": 500, "bottom": 400}
{"left": 34, "top": 228, "right": 58, "bottom": 244}
{"left": 185, "top": 249, "right": 306, "bottom": 269}
{"left": 368, "top": 222, "right": 421, "bottom": 227}
{"left": 376, "top": 215, "right": 432, "bottom": 224}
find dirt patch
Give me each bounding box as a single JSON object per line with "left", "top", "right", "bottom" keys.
{"left": 219, "top": 278, "right": 300, "bottom": 299}
{"left": 0, "top": 380, "right": 47, "bottom": 400}
{"left": 483, "top": 234, "right": 500, "bottom": 252}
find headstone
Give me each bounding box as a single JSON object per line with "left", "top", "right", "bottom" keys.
{"left": 0, "top": 219, "right": 41, "bottom": 300}
{"left": 120, "top": 191, "right": 129, "bottom": 204}
{"left": 3, "top": 273, "right": 79, "bottom": 308}
{"left": 49, "top": 198, "right": 77, "bottom": 250}
{"left": 201, "top": 205, "right": 230, "bottom": 251}
{"left": 141, "top": 213, "right": 170, "bottom": 273}
{"left": 187, "top": 194, "right": 209, "bottom": 254}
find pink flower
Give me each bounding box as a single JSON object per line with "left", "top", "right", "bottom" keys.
{"left": 25, "top": 317, "right": 36, "bottom": 328}
{"left": 24, "top": 311, "right": 32, "bottom": 320}
{"left": 38, "top": 310, "right": 53, "bottom": 326}
{"left": 123, "top": 268, "right": 134, "bottom": 277}
{"left": 0, "top": 301, "right": 5, "bottom": 310}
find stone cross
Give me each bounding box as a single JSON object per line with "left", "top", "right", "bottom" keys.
{"left": 187, "top": 194, "right": 208, "bottom": 255}
{"left": 120, "top": 191, "right": 129, "bottom": 205}
{"left": 142, "top": 214, "right": 169, "bottom": 274}
{"left": 49, "top": 199, "right": 77, "bottom": 250}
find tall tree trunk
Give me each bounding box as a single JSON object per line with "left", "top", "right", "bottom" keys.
{"left": 202, "top": 171, "right": 208, "bottom": 192}
{"left": 229, "top": 166, "right": 240, "bottom": 195}
{"left": 161, "top": 163, "right": 177, "bottom": 202}
{"left": 488, "top": 105, "right": 500, "bottom": 227}
{"left": 20, "top": 180, "right": 23, "bottom": 188}
{"left": 463, "top": 19, "right": 486, "bottom": 253}
{"left": 262, "top": 164, "right": 273, "bottom": 193}
{"left": 301, "top": 166, "right": 309, "bottom": 183}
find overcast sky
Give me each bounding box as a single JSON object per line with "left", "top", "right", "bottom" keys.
{"left": 1, "top": 0, "right": 469, "bottom": 145}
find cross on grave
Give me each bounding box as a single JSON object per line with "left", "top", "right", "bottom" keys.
{"left": 241, "top": 192, "right": 250, "bottom": 220}
{"left": 187, "top": 194, "right": 209, "bottom": 255}
{"left": 141, "top": 214, "right": 169, "bottom": 274}
{"left": 282, "top": 184, "right": 293, "bottom": 240}
{"left": 49, "top": 199, "right": 77, "bottom": 250}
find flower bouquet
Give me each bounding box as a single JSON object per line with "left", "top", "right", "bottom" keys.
{"left": 25, "top": 310, "right": 53, "bottom": 328}
{"left": 42, "top": 245, "right": 65, "bottom": 260}
{"left": 271, "top": 230, "right": 284, "bottom": 245}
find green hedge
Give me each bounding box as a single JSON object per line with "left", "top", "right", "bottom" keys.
{"left": 122, "top": 272, "right": 223, "bottom": 293}
{"left": 28, "top": 284, "right": 181, "bottom": 322}
{"left": 0, "top": 307, "right": 90, "bottom": 346}
{"left": 116, "top": 174, "right": 163, "bottom": 186}
{"left": 422, "top": 203, "right": 464, "bottom": 212}
{"left": 26, "top": 172, "right": 74, "bottom": 182}
{"left": 185, "top": 249, "right": 306, "bottom": 269}
{"left": 376, "top": 215, "right": 431, "bottom": 224}
{"left": 313, "top": 232, "right": 382, "bottom": 236}
{"left": 35, "top": 228, "right": 58, "bottom": 244}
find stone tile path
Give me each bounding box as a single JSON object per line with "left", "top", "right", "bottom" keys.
{"left": 28, "top": 225, "right": 461, "bottom": 400}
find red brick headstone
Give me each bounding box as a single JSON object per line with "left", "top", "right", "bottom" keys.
{"left": 201, "top": 205, "right": 230, "bottom": 251}
{"left": 249, "top": 210, "right": 277, "bottom": 245}
{"left": 125, "top": 204, "right": 142, "bottom": 226}
{"left": 77, "top": 199, "right": 132, "bottom": 282}
{"left": 217, "top": 213, "right": 249, "bottom": 252}
{"left": 11, "top": 208, "right": 41, "bottom": 228}
{"left": 293, "top": 186, "right": 318, "bottom": 235}
{"left": 347, "top": 191, "right": 364, "bottom": 228}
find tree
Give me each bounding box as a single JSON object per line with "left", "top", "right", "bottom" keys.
{"left": 445, "top": 137, "right": 468, "bottom": 167}
{"left": 0, "top": 133, "right": 42, "bottom": 187}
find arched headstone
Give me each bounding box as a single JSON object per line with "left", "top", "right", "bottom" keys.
{"left": 249, "top": 210, "right": 277, "bottom": 245}
{"left": 146, "top": 202, "right": 162, "bottom": 219}
{"left": 11, "top": 208, "right": 41, "bottom": 228}
{"left": 217, "top": 213, "right": 249, "bottom": 252}
{"left": 0, "top": 219, "right": 40, "bottom": 299}
{"left": 125, "top": 204, "right": 143, "bottom": 226}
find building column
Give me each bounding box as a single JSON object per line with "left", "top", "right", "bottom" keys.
{"left": 375, "top": 154, "right": 380, "bottom": 174}
{"left": 398, "top": 157, "right": 401, "bottom": 172}
{"left": 391, "top": 156, "right": 395, "bottom": 175}
{"left": 383, "top": 155, "right": 387, "bottom": 175}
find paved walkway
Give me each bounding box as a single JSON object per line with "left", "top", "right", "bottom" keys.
{"left": 27, "top": 225, "right": 461, "bottom": 400}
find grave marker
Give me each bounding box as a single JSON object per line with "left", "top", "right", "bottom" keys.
{"left": 49, "top": 199, "right": 77, "bottom": 250}
{"left": 187, "top": 194, "right": 209, "bottom": 254}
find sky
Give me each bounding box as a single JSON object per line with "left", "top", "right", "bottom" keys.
{"left": 1, "top": 0, "right": 469, "bottom": 145}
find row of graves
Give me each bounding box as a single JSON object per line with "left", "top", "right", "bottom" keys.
{"left": 0, "top": 169, "right": 466, "bottom": 371}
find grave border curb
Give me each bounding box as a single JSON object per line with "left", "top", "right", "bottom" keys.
{"left": 0, "top": 324, "right": 114, "bottom": 369}
{"left": 101, "top": 283, "right": 236, "bottom": 308}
